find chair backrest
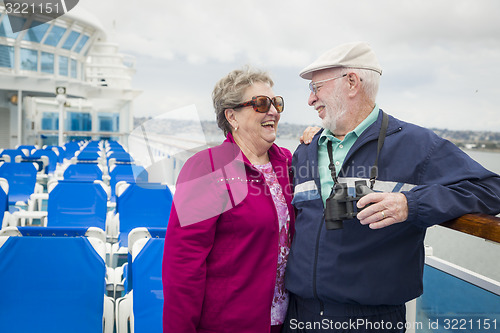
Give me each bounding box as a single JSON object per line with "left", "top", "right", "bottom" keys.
{"left": 64, "top": 163, "right": 103, "bottom": 181}
{"left": 0, "top": 149, "right": 26, "bottom": 162}
{"left": 116, "top": 182, "right": 172, "bottom": 247}
{"left": 30, "top": 149, "right": 58, "bottom": 173}
{"left": 47, "top": 180, "right": 107, "bottom": 229}
{"left": 77, "top": 150, "right": 101, "bottom": 162}
{"left": 44, "top": 145, "right": 66, "bottom": 163}
{"left": 64, "top": 141, "right": 80, "bottom": 159}
{"left": 0, "top": 226, "right": 106, "bottom": 333}
{"left": 108, "top": 151, "right": 133, "bottom": 163}
{"left": 85, "top": 140, "right": 101, "bottom": 149}
{"left": 0, "top": 162, "right": 37, "bottom": 205}
{"left": 109, "top": 164, "right": 148, "bottom": 202}
{"left": 16, "top": 145, "right": 37, "bottom": 155}
{"left": 129, "top": 227, "right": 166, "bottom": 333}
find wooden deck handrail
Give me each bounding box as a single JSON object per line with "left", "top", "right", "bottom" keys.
{"left": 440, "top": 213, "right": 500, "bottom": 243}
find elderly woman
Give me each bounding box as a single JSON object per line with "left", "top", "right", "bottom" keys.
{"left": 162, "top": 67, "right": 295, "bottom": 333}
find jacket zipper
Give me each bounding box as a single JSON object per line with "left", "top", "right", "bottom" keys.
{"left": 313, "top": 212, "right": 325, "bottom": 315}
{"left": 310, "top": 117, "right": 402, "bottom": 316}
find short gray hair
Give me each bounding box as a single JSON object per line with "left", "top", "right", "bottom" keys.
{"left": 212, "top": 66, "right": 274, "bottom": 136}
{"left": 345, "top": 67, "right": 381, "bottom": 103}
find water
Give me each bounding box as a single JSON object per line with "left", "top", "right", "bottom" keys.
{"left": 464, "top": 149, "right": 500, "bottom": 174}
{"left": 275, "top": 137, "right": 302, "bottom": 154}
{"left": 275, "top": 137, "right": 500, "bottom": 282}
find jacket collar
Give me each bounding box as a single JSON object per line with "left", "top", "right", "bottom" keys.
{"left": 347, "top": 108, "right": 401, "bottom": 158}
{"left": 306, "top": 109, "right": 402, "bottom": 178}
{"left": 223, "top": 132, "right": 288, "bottom": 167}
{"left": 310, "top": 109, "right": 401, "bottom": 147}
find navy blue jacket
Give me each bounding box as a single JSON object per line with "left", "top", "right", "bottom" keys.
{"left": 285, "top": 110, "right": 500, "bottom": 306}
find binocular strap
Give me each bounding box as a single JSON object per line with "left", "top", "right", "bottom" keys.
{"left": 327, "top": 111, "right": 389, "bottom": 190}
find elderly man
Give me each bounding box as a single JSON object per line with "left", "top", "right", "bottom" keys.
{"left": 283, "top": 42, "right": 500, "bottom": 332}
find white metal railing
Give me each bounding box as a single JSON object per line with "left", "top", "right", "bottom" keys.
{"left": 425, "top": 255, "right": 500, "bottom": 296}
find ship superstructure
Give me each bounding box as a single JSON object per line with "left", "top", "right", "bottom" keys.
{"left": 0, "top": 4, "right": 140, "bottom": 148}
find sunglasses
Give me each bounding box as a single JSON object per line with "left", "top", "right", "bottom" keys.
{"left": 234, "top": 95, "right": 284, "bottom": 113}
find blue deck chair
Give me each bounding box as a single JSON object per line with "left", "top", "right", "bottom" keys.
{"left": 107, "top": 148, "right": 126, "bottom": 154}
{"left": 0, "top": 149, "right": 26, "bottom": 163}
{"left": 0, "top": 226, "right": 114, "bottom": 333}
{"left": 113, "top": 182, "right": 171, "bottom": 247}
{"left": 116, "top": 227, "right": 166, "bottom": 333}
{"left": 44, "top": 145, "right": 66, "bottom": 163}
{"left": 107, "top": 140, "right": 123, "bottom": 149}
{"left": 16, "top": 145, "right": 37, "bottom": 155}
{"left": 77, "top": 150, "right": 102, "bottom": 162}
{"left": 64, "top": 163, "right": 104, "bottom": 181}
{"left": 108, "top": 151, "right": 134, "bottom": 163}
{"left": 0, "top": 162, "right": 37, "bottom": 206}
{"left": 64, "top": 141, "right": 80, "bottom": 160}
{"left": 109, "top": 164, "right": 148, "bottom": 202}
{"left": 18, "top": 156, "right": 47, "bottom": 174}
{"left": 85, "top": 140, "right": 101, "bottom": 148}
{"left": 107, "top": 144, "right": 126, "bottom": 152}
{"left": 29, "top": 149, "right": 58, "bottom": 174}
{"left": 47, "top": 180, "right": 108, "bottom": 229}
{"left": 110, "top": 183, "right": 171, "bottom": 265}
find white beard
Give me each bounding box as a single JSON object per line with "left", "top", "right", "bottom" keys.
{"left": 321, "top": 87, "right": 348, "bottom": 134}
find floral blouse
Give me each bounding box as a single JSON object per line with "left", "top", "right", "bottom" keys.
{"left": 254, "top": 162, "right": 291, "bottom": 325}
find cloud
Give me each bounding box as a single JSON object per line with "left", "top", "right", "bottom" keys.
{"left": 80, "top": 0, "right": 500, "bottom": 130}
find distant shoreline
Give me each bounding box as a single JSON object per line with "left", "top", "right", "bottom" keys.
{"left": 463, "top": 148, "right": 500, "bottom": 154}
{"left": 134, "top": 117, "right": 500, "bottom": 153}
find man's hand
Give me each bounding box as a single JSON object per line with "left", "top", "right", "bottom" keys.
{"left": 356, "top": 192, "right": 409, "bottom": 229}
{"left": 299, "top": 126, "right": 322, "bottom": 144}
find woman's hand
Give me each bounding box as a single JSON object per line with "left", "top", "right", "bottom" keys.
{"left": 299, "top": 126, "right": 322, "bottom": 144}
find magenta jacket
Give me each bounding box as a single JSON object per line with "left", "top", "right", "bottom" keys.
{"left": 162, "top": 133, "right": 295, "bottom": 333}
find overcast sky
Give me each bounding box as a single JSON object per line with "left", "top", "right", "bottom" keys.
{"left": 81, "top": 0, "right": 500, "bottom": 131}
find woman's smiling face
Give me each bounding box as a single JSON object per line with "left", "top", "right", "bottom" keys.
{"left": 230, "top": 82, "right": 281, "bottom": 148}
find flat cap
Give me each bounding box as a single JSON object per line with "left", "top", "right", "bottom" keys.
{"left": 299, "top": 41, "right": 382, "bottom": 79}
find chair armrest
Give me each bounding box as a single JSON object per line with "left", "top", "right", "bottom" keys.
{"left": 34, "top": 183, "right": 44, "bottom": 194}
{"left": 113, "top": 264, "right": 126, "bottom": 297}
{"left": 115, "top": 292, "right": 133, "bottom": 333}
{"left": 28, "top": 192, "right": 49, "bottom": 212}
{"left": 2, "top": 211, "right": 12, "bottom": 229}
{"left": 106, "top": 266, "right": 115, "bottom": 292}
{"left": 103, "top": 296, "right": 115, "bottom": 333}
{"left": 36, "top": 173, "right": 48, "bottom": 183}
{"left": 106, "top": 212, "right": 119, "bottom": 243}
{"left": 11, "top": 210, "right": 48, "bottom": 227}
{"left": 103, "top": 175, "right": 111, "bottom": 186}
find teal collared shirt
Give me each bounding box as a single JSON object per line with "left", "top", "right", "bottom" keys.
{"left": 318, "top": 105, "right": 380, "bottom": 206}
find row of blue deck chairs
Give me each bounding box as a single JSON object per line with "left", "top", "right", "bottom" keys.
{"left": 0, "top": 140, "right": 172, "bottom": 333}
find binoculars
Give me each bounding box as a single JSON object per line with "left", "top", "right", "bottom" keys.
{"left": 324, "top": 180, "right": 374, "bottom": 230}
